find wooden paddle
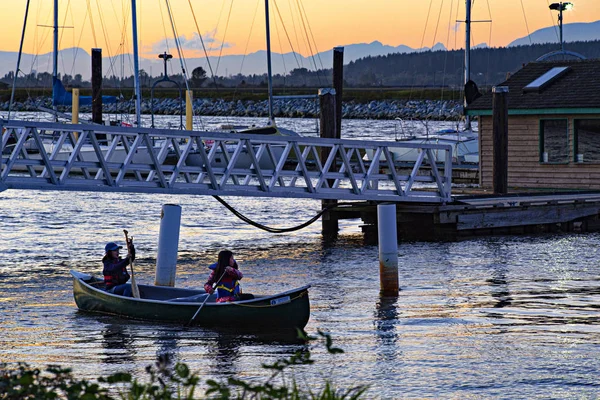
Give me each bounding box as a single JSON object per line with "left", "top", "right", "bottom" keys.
{"left": 186, "top": 269, "right": 227, "bottom": 326}
{"left": 123, "top": 229, "right": 141, "bottom": 299}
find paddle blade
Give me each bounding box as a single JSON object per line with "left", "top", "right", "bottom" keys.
{"left": 130, "top": 268, "right": 141, "bottom": 299}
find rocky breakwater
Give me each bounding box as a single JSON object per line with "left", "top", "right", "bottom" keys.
{"left": 2, "top": 97, "right": 464, "bottom": 120}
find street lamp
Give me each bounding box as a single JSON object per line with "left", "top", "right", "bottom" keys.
{"left": 549, "top": 2, "right": 573, "bottom": 53}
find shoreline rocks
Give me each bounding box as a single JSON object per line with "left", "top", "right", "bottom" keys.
{"left": 2, "top": 97, "right": 464, "bottom": 121}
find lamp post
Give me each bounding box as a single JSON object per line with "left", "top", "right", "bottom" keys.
{"left": 549, "top": 2, "right": 573, "bottom": 54}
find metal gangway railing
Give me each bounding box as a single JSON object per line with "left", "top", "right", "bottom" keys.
{"left": 0, "top": 120, "right": 453, "bottom": 203}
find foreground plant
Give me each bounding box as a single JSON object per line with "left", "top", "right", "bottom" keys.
{"left": 0, "top": 330, "right": 368, "bottom": 400}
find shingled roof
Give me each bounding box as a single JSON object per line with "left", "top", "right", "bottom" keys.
{"left": 466, "top": 59, "right": 600, "bottom": 115}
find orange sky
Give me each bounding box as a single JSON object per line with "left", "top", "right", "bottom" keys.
{"left": 2, "top": 0, "right": 598, "bottom": 57}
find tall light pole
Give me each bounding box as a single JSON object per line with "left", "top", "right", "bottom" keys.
{"left": 549, "top": 2, "right": 573, "bottom": 54}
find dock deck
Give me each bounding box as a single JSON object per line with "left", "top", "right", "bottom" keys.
{"left": 330, "top": 189, "right": 600, "bottom": 241}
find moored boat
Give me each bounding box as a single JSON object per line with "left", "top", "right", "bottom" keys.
{"left": 70, "top": 270, "right": 310, "bottom": 330}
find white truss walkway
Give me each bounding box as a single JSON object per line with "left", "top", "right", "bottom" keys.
{"left": 0, "top": 120, "right": 453, "bottom": 203}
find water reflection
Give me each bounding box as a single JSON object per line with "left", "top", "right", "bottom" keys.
{"left": 206, "top": 332, "right": 242, "bottom": 376}
{"left": 488, "top": 272, "right": 513, "bottom": 310}
{"left": 101, "top": 323, "right": 136, "bottom": 365}
{"left": 154, "top": 328, "right": 182, "bottom": 366}
{"left": 374, "top": 295, "right": 400, "bottom": 349}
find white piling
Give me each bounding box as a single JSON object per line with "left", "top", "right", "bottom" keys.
{"left": 155, "top": 204, "right": 182, "bottom": 287}
{"left": 377, "top": 203, "right": 399, "bottom": 295}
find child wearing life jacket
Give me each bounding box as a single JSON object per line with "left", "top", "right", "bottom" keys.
{"left": 204, "top": 250, "right": 250, "bottom": 303}
{"left": 102, "top": 241, "right": 135, "bottom": 296}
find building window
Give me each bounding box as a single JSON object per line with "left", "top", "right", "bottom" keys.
{"left": 540, "top": 119, "right": 568, "bottom": 163}
{"left": 574, "top": 119, "right": 600, "bottom": 163}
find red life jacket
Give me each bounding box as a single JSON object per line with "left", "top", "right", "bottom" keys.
{"left": 103, "top": 258, "right": 130, "bottom": 289}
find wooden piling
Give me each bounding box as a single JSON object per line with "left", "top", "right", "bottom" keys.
{"left": 333, "top": 47, "right": 344, "bottom": 139}
{"left": 71, "top": 89, "right": 79, "bottom": 125}
{"left": 319, "top": 88, "right": 338, "bottom": 237}
{"left": 72, "top": 88, "right": 79, "bottom": 141}
{"left": 492, "top": 86, "right": 509, "bottom": 194}
{"left": 91, "top": 48, "right": 103, "bottom": 125}
{"left": 186, "top": 90, "right": 193, "bottom": 131}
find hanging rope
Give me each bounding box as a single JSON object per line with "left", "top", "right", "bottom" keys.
{"left": 158, "top": 0, "right": 171, "bottom": 53}
{"left": 440, "top": 0, "right": 455, "bottom": 102}
{"left": 234, "top": 0, "right": 261, "bottom": 79}
{"left": 272, "top": 12, "right": 288, "bottom": 83}
{"left": 519, "top": 0, "right": 532, "bottom": 45}
{"left": 68, "top": 4, "right": 90, "bottom": 78}
{"left": 186, "top": 0, "right": 223, "bottom": 89}
{"left": 213, "top": 195, "right": 355, "bottom": 234}
{"left": 165, "top": 0, "right": 191, "bottom": 90}
{"left": 431, "top": 0, "right": 445, "bottom": 50}
{"left": 86, "top": 0, "right": 98, "bottom": 47}
{"left": 213, "top": 0, "right": 235, "bottom": 76}
{"left": 287, "top": 0, "right": 305, "bottom": 69}
{"left": 272, "top": 1, "right": 303, "bottom": 71}
{"left": 297, "top": 0, "right": 325, "bottom": 73}
{"left": 294, "top": 0, "right": 323, "bottom": 83}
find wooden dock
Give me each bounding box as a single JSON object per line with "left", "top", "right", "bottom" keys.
{"left": 329, "top": 190, "right": 600, "bottom": 242}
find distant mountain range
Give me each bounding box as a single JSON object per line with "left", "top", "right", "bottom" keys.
{"left": 1, "top": 20, "right": 598, "bottom": 80}
{"left": 508, "top": 20, "right": 600, "bottom": 47}
{"left": 0, "top": 41, "right": 447, "bottom": 80}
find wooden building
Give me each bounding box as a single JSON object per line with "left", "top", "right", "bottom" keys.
{"left": 466, "top": 59, "right": 600, "bottom": 190}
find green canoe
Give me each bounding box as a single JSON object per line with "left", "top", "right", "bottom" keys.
{"left": 70, "top": 270, "right": 311, "bottom": 330}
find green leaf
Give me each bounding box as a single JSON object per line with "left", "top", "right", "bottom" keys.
{"left": 174, "top": 363, "right": 189, "bottom": 379}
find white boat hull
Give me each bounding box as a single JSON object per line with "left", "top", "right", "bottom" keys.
{"left": 185, "top": 144, "right": 286, "bottom": 169}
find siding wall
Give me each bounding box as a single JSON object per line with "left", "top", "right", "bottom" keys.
{"left": 480, "top": 114, "right": 600, "bottom": 190}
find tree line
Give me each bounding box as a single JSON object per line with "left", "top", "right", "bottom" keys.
{"left": 1, "top": 40, "right": 599, "bottom": 91}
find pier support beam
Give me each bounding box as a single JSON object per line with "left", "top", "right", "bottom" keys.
{"left": 91, "top": 48, "right": 103, "bottom": 125}
{"left": 333, "top": 47, "right": 344, "bottom": 139}
{"left": 378, "top": 203, "right": 399, "bottom": 295}
{"left": 319, "top": 88, "right": 338, "bottom": 238}
{"left": 492, "top": 86, "right": 509, "bottom": 194}
{"left": 155, "top": 204, "right": 182, "bottom": 287}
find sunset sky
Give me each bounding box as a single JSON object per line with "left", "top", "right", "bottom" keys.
{"left": 2, "top": 0, "right": 599, "bottom": 58}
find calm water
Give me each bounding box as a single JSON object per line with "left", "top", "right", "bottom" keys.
{"left": 2, "top": 114, "right": 600, "bottom": 398}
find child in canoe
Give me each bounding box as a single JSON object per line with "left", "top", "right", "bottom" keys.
{"left": 204, "top": 250, "right": 253, "bottom": 302}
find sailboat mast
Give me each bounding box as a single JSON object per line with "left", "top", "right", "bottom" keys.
{"left": 131, "top": 0, "right": 142, "bottom": 127}
{"left": 53, "top": 0, "right": 58, "bottom": 83}
{"left": 52, "top": 0, "right": 59, "bottom": 119}
{"left": 264, "top": 0, "right": 274, "bottom": 121}
{"left": 8, "top": 0, "right": 31, "bottom": 121}
{"left": 464, "top": 0, "right": 472, "bottom": 130}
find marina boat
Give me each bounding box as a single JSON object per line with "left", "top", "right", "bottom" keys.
{"left": 377, "top": 0, "right": 481, "bottom": 166}
{"left": 363, "top": 126, "right": 479, "bottom": 165}
{"left": 185, "top": 120, "right": 299, "bottom": 169}
{"left": 70, "top": 270, "right": 311, "bottom": 330}
{"left": 391, "top": 127, "right": 479, "bottom": 164}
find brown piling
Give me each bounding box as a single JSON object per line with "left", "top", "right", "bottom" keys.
{"left": 319, "top": 88, "right": 338, "bottom": 237}
{"left": 91, "top": 48, "right": 103, "bottom": 125}
{"left": 333, "top": 47, "right": 344, "bottom": 139}
{"left": 492, "top": 86, "right": 509, "bottom": 194}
